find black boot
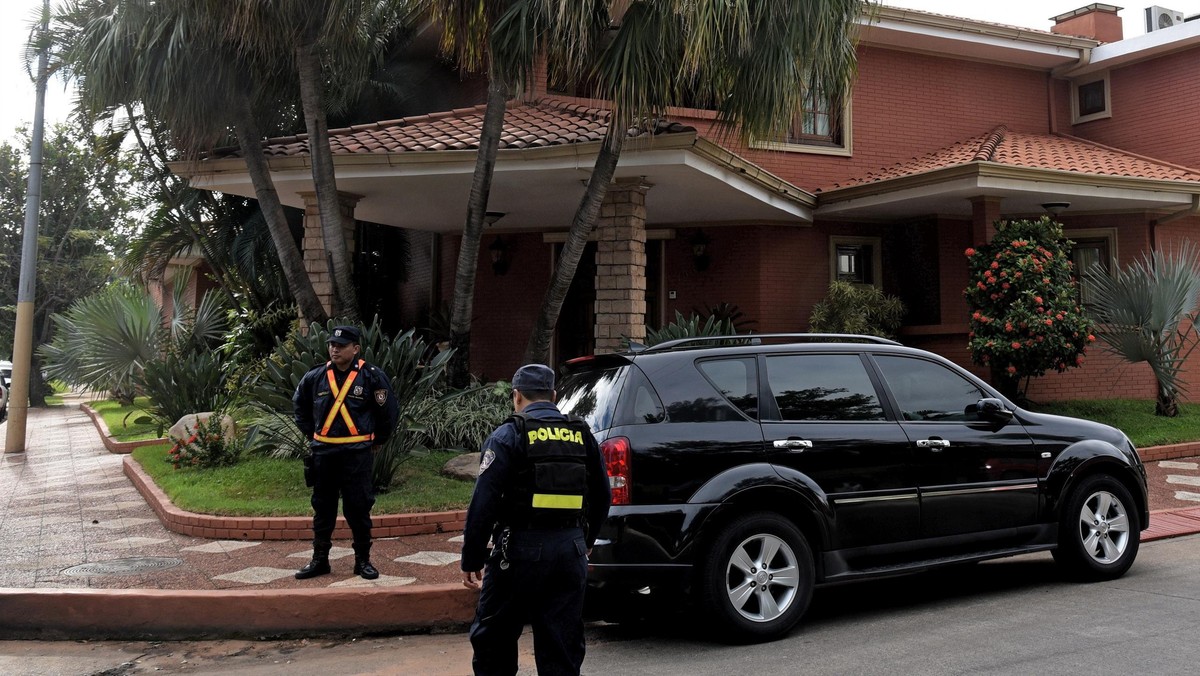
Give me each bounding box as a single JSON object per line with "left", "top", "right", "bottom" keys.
{"left": 295, "top": 542, "right": 332, "bottom": 579}
{"left": 353, "top": 543, "right": 379, "bottom": 580}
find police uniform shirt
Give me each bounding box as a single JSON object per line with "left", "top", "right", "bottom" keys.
{"left": 293, "top": 360, "right": 399, "bottom": 453}
{"left": 461, "top": 401, "right": 611, "bottom": 572}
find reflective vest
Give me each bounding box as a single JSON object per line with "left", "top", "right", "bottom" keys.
{"left": 313, "top": 359, "right": 375, "bottom": 445}
{"left": 502, "top": 413, "right": 591, "bottom": 528}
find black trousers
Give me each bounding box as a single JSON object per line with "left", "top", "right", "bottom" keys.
{"left": 470, "top": 527, "right": 588, "bottom": 676}
{"left": 310, "top": 448, "right": 374, "bottom": 547}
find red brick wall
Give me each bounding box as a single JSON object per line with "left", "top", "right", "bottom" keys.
{"left": 672, "top": 46, "right": 1054, "bottom": 192}
{"left": 439, "top": 232, "right": 555, "bottom": 381}
{"left": 1068, "top": 49, "right": 1200, "bottom": 170}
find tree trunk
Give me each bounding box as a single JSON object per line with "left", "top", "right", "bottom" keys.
{"left": 1156, "top": 382, "right": 1178, "bottom": 417}
{"left": 296, "top": 38, "right": 360, "bottom": 323}
{"left": 448, "top": 80, "right": 509, "bottom": 387}
{"left": 232, "top": 99, "right": 328, "bottom": 326}
{"left": 523, "top": 130, "right": 627, "bottom": 364}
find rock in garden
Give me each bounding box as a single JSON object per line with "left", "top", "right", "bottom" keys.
{"left": 442, "top": 452, "right": 481, "bottom": 481}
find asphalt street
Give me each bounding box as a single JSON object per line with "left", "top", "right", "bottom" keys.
{"left": 2, "top": 533, "right": 1197, "bottom": 675}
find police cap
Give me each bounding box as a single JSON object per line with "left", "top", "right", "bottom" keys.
{"left": 328, "top": 325, "right": 361, "bottom": 346}
{"left": 512, "top": 363, "right": 555, "bottom": 392}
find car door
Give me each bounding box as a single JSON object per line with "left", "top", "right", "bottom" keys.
{"left": 870, "top": 354, "right": 1040, "bottom": 540}
{"left": 759, "top": 352, "right": 919, "bottom": 551}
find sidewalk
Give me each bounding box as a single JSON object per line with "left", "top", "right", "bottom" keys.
{"left": 1, "top": 397, "right": 1198, "bottom": 639}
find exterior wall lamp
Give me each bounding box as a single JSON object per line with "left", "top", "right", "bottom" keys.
{"left": 691, "top": 229, "right": 711, "bottom": 272}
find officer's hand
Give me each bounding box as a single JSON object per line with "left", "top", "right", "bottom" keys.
{"left": 462, "top": 569, "right": 484, "bottom": 590}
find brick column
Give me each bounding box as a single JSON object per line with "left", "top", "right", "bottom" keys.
{"left": 300, "top": 191, "right": 362, "bottom": 317}
{"left": 595, "top": 178, "right": 650, "bottom": 353}
{"left": 970, "top": 195, "right": 1002, "bottom": 246}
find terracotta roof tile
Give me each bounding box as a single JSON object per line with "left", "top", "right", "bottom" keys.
{"left": 212, "top": 98, "right": 694, "bottom": 160}
{"left": 824, "top": 125, "right": 1200, "bottom": 191}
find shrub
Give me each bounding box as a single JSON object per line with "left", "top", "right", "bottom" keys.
{"left": 964, "top": 217, "right": 1095, "bottom": 399}
{"left": 1084, "top": 241, "right": 1200, "bottom": 417}
{"left": 139, "top": 347, "right": 232, "bottom": 436}
{"left": 415, "top": 379, "right": 513, "bottom": 452}
{"left": 249, "top": 316, "right": 452, "bottom": 491}
{"left": 809, "top": 281, "right": 906, "bottom": 338}
{"left": 641, "top": 310, "right": 739, "bottom": 347}
{"left": 167, "top": 414, "right": 241, "bottom": 470}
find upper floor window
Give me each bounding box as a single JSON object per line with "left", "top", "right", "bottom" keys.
{"left": 1071, "top": 71, "right": 1111, "bottom": 124}
{"left": 752, "top": 86, "right": 851, "bottom": 156}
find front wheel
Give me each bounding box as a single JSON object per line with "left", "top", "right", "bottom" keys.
{"left": 697, "top": 512, "right": 814, "bottom": 642}
{"left": 1052, "top": 474, "right": 1140, "bottom": 581}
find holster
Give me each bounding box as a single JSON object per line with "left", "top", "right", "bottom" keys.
{"left": 302, "top": 454, "right": 315, "bottom": 488}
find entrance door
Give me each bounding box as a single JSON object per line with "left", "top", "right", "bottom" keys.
{"left": 554, "top": 241, "right": 596, "bottom": 364}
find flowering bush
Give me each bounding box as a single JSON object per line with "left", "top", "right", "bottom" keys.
{"left": 964, "top": 217, "right": 1096, "bottom": 397}
{"left": 167, "top": 414, "right": 239, "bottom": 470}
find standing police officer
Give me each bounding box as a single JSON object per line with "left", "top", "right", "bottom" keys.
{"left": 461, "top": 363, "right": 611, "bottom": 676}
{"left": 293, "top": 325, "right": 398, "bottom": 580}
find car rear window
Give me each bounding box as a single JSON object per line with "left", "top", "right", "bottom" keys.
{"left": 557, "top": 365, "right": 627, "bottom": 432}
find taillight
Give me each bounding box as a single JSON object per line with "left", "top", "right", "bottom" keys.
{"left": 601, "top": 436, "right": 631, "bottom": 505}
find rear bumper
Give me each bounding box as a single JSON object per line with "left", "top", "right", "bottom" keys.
{"left": 586, "top": 503, "right": 717, "bottom": 590}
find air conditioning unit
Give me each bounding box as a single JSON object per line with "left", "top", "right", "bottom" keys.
{"left": 1146, "top": 5, "right": 1185, "bottom": 31}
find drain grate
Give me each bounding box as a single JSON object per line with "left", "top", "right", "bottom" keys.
{"left": 62, "top": 557, "right": 183, "bottom": 577}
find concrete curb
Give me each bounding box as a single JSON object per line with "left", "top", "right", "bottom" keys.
{"left": 0, "top": 584, "right": 477, "bottom": 640}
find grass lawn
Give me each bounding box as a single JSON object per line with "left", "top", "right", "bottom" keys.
{"left": 90, "top": 397, "right": 164, "bottom": 441}
{"left": 1030, "top": 399, "right": 1200, "bottom": 448}
{"left": 132, "top": 444, "right": 474, "bottom": 517}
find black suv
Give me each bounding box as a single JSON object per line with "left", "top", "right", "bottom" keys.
{"left": 557, "top": 334, "right": 1148, "bottom": 641}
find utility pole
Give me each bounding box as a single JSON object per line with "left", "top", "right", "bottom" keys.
{"left": 6, "top": 0, "right": 50, "bottom": 454}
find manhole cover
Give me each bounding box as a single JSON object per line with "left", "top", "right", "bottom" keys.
{"left": 62, "top": 557, "right": 183, "bottom": 577}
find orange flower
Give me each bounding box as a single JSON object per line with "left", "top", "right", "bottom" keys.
{"left": 965, "top": 247, "right": 977, "bottom": 256}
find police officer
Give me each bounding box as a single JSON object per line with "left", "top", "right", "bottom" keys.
{"left": 461, "top": 363, "right": 611, "bottom": 676}
{"left": 293, "top": 325, "right": 398, "bottom": 580}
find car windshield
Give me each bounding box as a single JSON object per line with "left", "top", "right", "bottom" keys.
{"left": 556, "top": 365, "right": 626, "bottom": 433}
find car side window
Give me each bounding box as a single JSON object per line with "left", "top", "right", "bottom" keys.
{"left": 764, "top": 354, "right": 885, "bottom": 421}
{"left": 697, "top": 357, "right": 759, "bottom": 419}
{"left": 874, "top": 355, "right": 984, "bottom": 421}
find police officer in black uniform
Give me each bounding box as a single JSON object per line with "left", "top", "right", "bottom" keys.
{"left": 293, "top": 325, "right": 398, "bottom": 580}
{"left": 461, "top": 363, "right": 611, "bottom": 676}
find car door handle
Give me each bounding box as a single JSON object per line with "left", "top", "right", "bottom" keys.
{"left": 916, "top": 439, "right": 950, "bottom": 450}
{"left": 773, "top": 439, "right": 813, "bottom": 450}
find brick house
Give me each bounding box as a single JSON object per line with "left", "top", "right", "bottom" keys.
{"left": 175, "top": 3, "right": 1200, "bottom": 397}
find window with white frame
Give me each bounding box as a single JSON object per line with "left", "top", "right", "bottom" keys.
{"left": 1071, "top": 71, "right": 1111, "bottom": 124}
{"left": 1067, "top": 228, "right": 1117, "bottom": 307}
{"left": 830, "top": 236, "right": 881, "bottom": 286}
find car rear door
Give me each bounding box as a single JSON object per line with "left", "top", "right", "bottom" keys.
{"left": 869, "top": 354, "right": 1040, "bottom": 540}
{"left": 759, "top": 352, "right": 919, "bottom": 550}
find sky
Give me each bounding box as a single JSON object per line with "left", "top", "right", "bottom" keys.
{"left": 0, "top": 0, "right": 1195, "bottom": 145}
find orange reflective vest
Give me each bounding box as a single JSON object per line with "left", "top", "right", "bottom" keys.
{"left": 313, "top": 359, "right": 375, "bottom": 445}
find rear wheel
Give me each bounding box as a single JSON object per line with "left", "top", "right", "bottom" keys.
{"left": 698, "top": 512, "right": 814, "bottom": 642}
{"left": 1052, "top": 474, "right": 1140, "bottom": 581}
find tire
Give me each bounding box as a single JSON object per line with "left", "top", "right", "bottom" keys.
{"left": 697, "top": 512, "right": 814, "bottom": 642}
{"left": 1052, "top": 474, "right": 1140, "bottom": 581}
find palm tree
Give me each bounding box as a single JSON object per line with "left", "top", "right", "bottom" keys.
{"left": 52, "top": 0, "right": 329, "bottom": 325}
{"left": 1084, "top": 242, "right": 1200, "bottom": 417}
{"left": 428, "top": 0, "right": 605, "bottom": 385}
{"left": 523, "top": 0, "right": 865, "bottom": 363}
{"left": 221, "top": 0, "right": 419, "bottom": 322}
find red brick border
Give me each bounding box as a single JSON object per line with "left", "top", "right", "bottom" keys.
{"left": 1136, "top": 441, "right": 1200, "bottom": 462}
{"left": 80, "top": 402, "right": 169, "bottom": 454}
{"left": 123, "top": 455, "right": 467, "bottom": 541}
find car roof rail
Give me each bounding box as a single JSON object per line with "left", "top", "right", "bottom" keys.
{"left": 643, "top": 333, "right": 901, "bottom": 353}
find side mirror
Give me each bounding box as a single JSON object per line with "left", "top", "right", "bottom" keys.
{"left": 974, "top": 398, "right": 1013, "bottom": 423}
